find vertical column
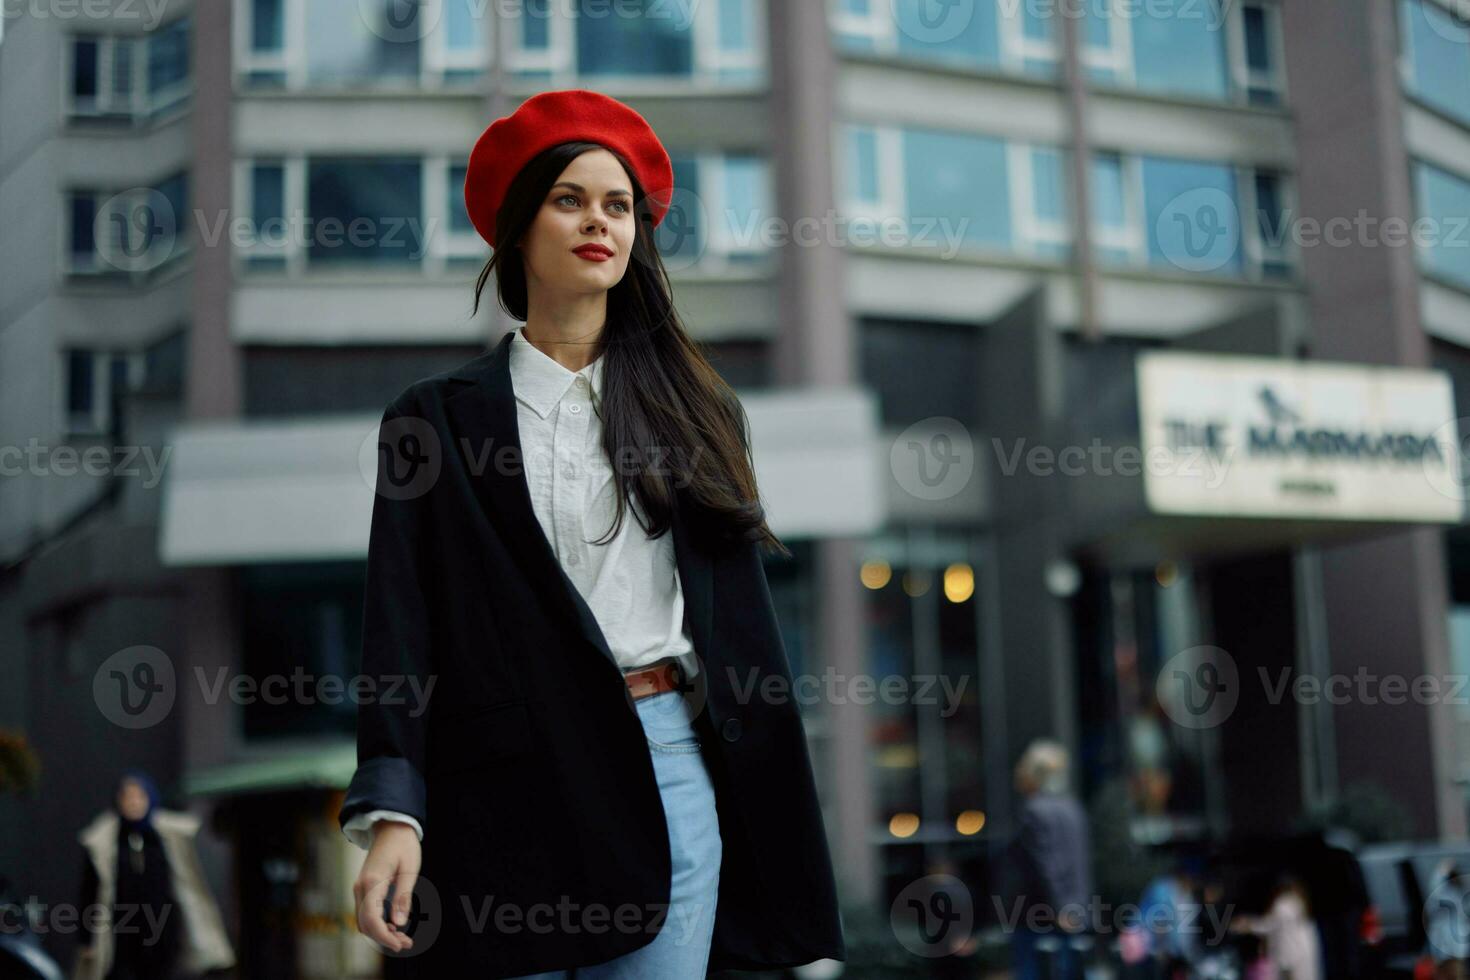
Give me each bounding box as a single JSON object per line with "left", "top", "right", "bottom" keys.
{"left": 766, "top": 0, "right": 876, "bottom": 907}
{"left": 1279, "top": 0, "right": 1465, "bottom": 838}
{"left": 186, "top": 0, "right": 239, "bottom": 421}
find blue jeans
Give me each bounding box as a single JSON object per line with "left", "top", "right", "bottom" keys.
{"left": 508, "top": 689, "right": 723, "bottom": 979}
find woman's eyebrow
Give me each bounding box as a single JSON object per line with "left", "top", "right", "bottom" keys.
{"left": 552, "top": 181, "right": 632, "bottom": 198}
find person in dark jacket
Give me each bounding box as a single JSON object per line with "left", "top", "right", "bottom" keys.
{"left": 1006, "top": 739, "right": 1094, "bottom": 980}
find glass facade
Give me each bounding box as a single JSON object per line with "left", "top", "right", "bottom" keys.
{"left": 69, "top": 16, "right": 192, "bottom": 120}
{"left": 1414, "top": 161, "right": 1470, "bottom": 290}
{"left": 305, "top": 158, "right": 424, "bottom": 264}
{"left": 1401, "top": 0, "right": 1470, "bottom": 127}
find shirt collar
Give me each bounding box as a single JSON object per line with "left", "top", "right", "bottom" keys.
{"left": 508, "top": 326, "right": 605, "bottom": 420}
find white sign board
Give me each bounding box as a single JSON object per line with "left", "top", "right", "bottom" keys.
{"left": 1136, "top": 351, "right": 1465, "bottom": 523}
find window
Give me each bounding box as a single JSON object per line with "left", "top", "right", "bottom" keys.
{"left": 832, "top": 0, "right": 1055, "bottom": 78}
{"left": 1413, "top": 161, "right": 1470, "bottom": 290}
{"left": 236, "top": 0, "right": 489, "bottom": 89}
{"left": 63, "top": 349, "right": 146, "bottom": 435}
{"left": 1086, "top": 150, "right": 1293, "bottom": 279}
{"left": 506, "top": 0, "right": 763, "bottom": 84}
{"left": 67, "top": 17, "right": 192, "bottom": 122}
{"left": 1083, "top": 0, "right": 1284, "bottom": 104}
{"left": 239, "top": 563, "right": 366, "bottom": 739}
{"left": 1089, "top": 151, "right": 1144, "bottom": 264}
{"left": 841, "top": 123, "right": 1070, "bottom": 260}
{"left": 307, "top": 158, "right": 423, "bottom": 264}
{"left": 1244, "top": 169, "right": 1292, "bottom": 279}
{"left": 66, "top": 171, "right": 191, "bottom": 277}
{"left": 237, "top": 156, "right": 481, "bottom": 275}
{"left": 1400, "top": 0, "right": 1470, "bottom": 127}
{"left": 654, "top": 153, "right": 774, "bottom": 272}
{"left": 860, "top": 528, "right": 989, "bottom": 887}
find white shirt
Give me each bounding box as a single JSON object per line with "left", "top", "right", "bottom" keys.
{"left": 343, "top": 326, "right": 699, "bottom": 849}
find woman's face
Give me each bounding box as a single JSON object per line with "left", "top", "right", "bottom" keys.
{"left": 117, "top": 779, "right": 149, "bottom": 820}
{"left": 517, "top": 148, "right": 637, "bottom": 299}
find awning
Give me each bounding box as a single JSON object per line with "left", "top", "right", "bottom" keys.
{"left": 181, "top": 742, "right": 358, "bottom": 797}
{"left": 159, "top": 388, "right": 886, "bottom": 566}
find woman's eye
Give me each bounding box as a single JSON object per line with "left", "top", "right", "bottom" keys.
{"left": 610, "top": 200, "right": 630, "bottom": 214}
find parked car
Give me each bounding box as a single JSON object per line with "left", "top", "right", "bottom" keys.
{"left": 1355, "top": 839, "right": 1470, "bottom": 977}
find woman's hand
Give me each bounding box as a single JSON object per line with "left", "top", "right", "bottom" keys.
{"left": 353, "top": 821, "right": 422, "bottom": 953}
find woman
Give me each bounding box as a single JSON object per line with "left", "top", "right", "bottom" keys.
{"left": 74, "top": 771, "right": 235, "bottom": 980}
{"left": 1230, "top": 875, "right": 1321, "bottom": 980}
{"left": 339, "top": 89, "right": 845, "bottom": 978}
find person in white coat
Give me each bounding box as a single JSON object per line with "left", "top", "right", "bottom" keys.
{"left": 73, "top": 771, "right": 235, "bottom": 980}
{"left": 1231, "top": 875, "right": 1321, "bottom": 980}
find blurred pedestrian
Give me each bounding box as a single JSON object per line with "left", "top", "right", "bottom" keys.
{"left": 1005, "top": 739, "right": 1094, "bottom": 980}
{"left": 1137, "top": 859, "right": 1204, "bottom": 979}
{"left": 73, "top": 770, "right": 234, "bottom": 980}
{"left": 1230, "top": 875, "right": 1320, "bottom": 980}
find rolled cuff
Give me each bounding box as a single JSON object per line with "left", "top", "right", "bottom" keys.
{"left": 338, "top": 756, "right": 427, "bottom": 842}
{"left": 341, "top": 810, "right": 425, "bottom": 851}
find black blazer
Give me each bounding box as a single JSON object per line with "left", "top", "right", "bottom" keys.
{"left": 339, "top": 330, "right": 846, "bottom": 976}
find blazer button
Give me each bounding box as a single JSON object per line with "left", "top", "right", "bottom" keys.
{"left": 721, "top": 717, "right": 742, "bottom": 742}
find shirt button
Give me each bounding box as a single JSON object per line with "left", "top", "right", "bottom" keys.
{"left": 722, "top": 717, "right": 742, "bottom": 742}
{"left": 576, "top": 376, "right": 587, "bottom": 388}
{"left": 568, "top": 403, "right": 581, "bottom": 415}
{"left": 567, "top": 553, "right": 580, "bottom": 566}
{"left": 563, "top": 464, "right": 577, "bottom": 478}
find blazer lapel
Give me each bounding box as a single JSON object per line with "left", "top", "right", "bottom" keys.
{"left": 443, "top": 331, "right": 716, "bottom": 672}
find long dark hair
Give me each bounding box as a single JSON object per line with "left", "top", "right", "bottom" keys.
{"left": 472, "top": 140, "right": 788, "bottom": 557}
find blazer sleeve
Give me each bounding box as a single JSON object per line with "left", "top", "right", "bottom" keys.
{"left": 338, "top": 398, "right": 436, "bottom": 844}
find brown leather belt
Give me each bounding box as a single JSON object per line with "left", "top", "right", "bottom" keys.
{"left": 623, "top": 656, "right": 683, "bottom": 701}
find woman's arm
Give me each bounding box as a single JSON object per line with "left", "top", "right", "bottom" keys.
{"left": 339, "top": 398, "right": 437, "bottom": 840}
{"left": 340, "top": 397, "right": 437, "bottom": 955}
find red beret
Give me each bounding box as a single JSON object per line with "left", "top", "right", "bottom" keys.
{"left": 463, "top": 88, "right": 675, "bottom": 249}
